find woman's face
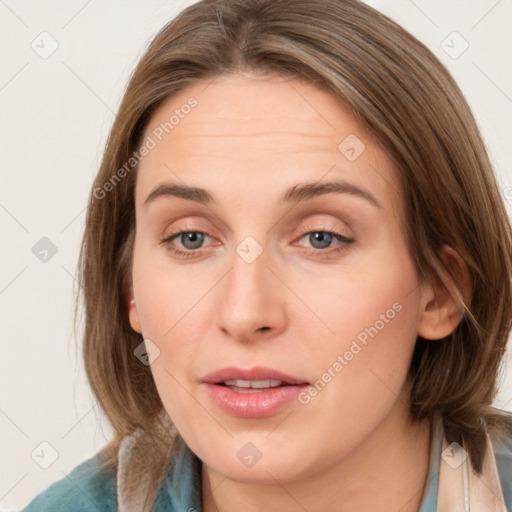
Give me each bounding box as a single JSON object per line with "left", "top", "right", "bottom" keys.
{"left": 129, "top": 71, "right": 429, "bottom": 483}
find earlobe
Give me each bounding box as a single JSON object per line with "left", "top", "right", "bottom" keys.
{"left": 417, "top": 246, "right": 472, "bottom": 341}
{"left": 128, "top": 293, "right": 142, "bottom": 334}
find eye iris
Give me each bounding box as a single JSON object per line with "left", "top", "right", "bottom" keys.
{"left": 181, "top": 232, "right": 204, "bottom": 250}
{"left": 176, "top": 231, "right": 337, "bottom": 251}
{"left": 310, "top": 232, "right": 332, "bottom": 249}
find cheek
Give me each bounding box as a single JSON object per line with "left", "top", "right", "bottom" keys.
{"left": 131, "top": 239, "right": 214, "bottom": 339}
{"left": 293, "top": 241, "right": 421, "bottom": 395}
{"left": 300, "top": 245, "right": 418, "bottom": 346}
{"left": 130, "top": 242, "right": 217, "bottom": 416}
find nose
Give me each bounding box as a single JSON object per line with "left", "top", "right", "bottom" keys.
{"left": 215, "top": 240, "right": 288, "bottom": 343}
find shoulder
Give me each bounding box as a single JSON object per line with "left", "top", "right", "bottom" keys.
{"left": 20, "top": 453, "right": 117, "bottom": 512}
{"left": 490, "top": 409, "right": 512, "bottom": 509}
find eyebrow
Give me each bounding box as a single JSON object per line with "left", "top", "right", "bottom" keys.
{"left": 283, "top": 181, "right": 381, "bottom": 208}
{"left": 143, "top": 180, "right": 382, "bottom": 208}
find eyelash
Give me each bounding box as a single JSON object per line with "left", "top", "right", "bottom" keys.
{"left": 160, "top": 227, "right": 355, "bottom": 259}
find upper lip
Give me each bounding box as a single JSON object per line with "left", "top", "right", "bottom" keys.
{"left": 201, "top": 366, "right": 310, "bottom": 385}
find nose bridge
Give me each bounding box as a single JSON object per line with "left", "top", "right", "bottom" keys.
{"left": 216, "top": 236, "right": 286, "bottom": 340}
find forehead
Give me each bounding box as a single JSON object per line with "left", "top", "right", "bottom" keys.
{"left": 144, "top": 71, "right": 362, "bottom": 145}
{"left": 136, "top": 71, "right": 402, "bottom": 218}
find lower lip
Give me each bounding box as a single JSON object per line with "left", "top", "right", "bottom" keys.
{"left": 203, "top": 383, "right": 308, "bottom": 418}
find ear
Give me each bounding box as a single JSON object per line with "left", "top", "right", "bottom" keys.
{"left": 417, "top": 246, "right": 472, "bottom": 340}
{"left": 126, "top": 287, "right": 142, "bottom": 334}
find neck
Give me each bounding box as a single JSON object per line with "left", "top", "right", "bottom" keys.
{"left": 201, "top": 398, "right": 432, "bottom": 512}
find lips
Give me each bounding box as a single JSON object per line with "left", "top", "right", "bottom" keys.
{"left": 201, "top": 366, "right": 310, "bottom": 418}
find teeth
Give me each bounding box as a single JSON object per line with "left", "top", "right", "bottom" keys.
{"left": 223, "top": 379, "right": 284, "bottom": 388}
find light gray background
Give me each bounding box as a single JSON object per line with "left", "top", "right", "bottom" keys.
{"left": 1, "top": 1, "right": 511, "bottom": 510}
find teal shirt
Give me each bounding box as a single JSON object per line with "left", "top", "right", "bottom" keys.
{"left": 20, "top": 419, "right": 512, "bottom": 511}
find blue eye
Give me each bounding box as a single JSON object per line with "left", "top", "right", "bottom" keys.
{"left": 307, "top": 231, "right": 335, "bottom": 249}
{"left": 161, "top": 228, "right": 354, "bottom": 259}
{"left": 176, "top": 231, "right": 206, "bottom": 250}
{"left": 161, "top": 231, "right": 211, "bottom": 257}
{"left": 299, "top": 230, "right": 354, "bottom": 253}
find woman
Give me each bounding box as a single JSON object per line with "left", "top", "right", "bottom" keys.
{"left": 21, "top": 0, "right": 512, "bottom": 510}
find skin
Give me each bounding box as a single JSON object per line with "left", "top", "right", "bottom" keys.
{"left": 128, "top": 70, "right": 469, "bottom": 512}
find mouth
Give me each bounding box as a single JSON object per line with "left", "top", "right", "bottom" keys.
{"left": 216, "top": 379, "right": 292, "bottom": 393}
{"left": 201, "top": 366, "right": 310, "bottom": 418}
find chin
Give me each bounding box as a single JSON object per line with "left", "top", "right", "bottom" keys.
{"left": 197, "top": 439, "right": 313, "bottom": 484}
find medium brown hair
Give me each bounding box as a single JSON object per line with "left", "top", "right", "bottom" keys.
{"left": 76, "top": 0, "right": 512, "bottom": 507}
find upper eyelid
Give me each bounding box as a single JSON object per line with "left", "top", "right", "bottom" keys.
{"left": 164, "top": 224, "right": 349, "bottom": 238}
{"left": 163, "top": 214, "right": 352, "bottom": 236}
{"left": 161, "top": 207, "right": 352, "bottom": 240}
